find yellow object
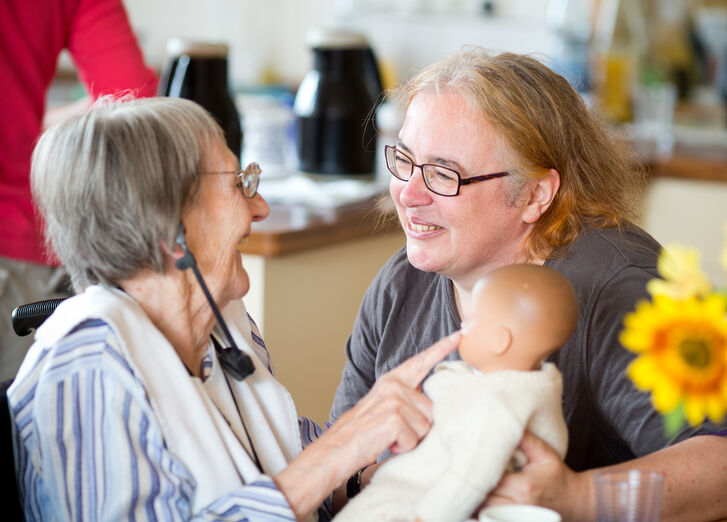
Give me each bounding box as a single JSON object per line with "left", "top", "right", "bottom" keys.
{"left": 647, "top": 244, "right": 712, "bottom": 300}
{"left": 378, "top": 59, "right": 399, "bottom": 92}
{"left": 597, "top": 51, "right": 636, "bottom": 123}
{"left": 591, "top": 0, "right": 647, "bottom": 123}
{"left": 621, "top": 294, "right": 727, "bottom": 426}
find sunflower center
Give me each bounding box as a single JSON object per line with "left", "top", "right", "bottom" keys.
{"left": 678, "top": 338, "right": 711, "bottom": 369}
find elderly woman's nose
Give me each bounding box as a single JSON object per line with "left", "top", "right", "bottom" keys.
{"left": 399, "top": 167, "right": 433, "bottom": 206}
{"left": 249, "top": 193, "right": 270, "bottom": 222}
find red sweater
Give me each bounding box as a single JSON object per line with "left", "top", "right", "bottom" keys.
{"left": 0, "top": 0, "right": 158, "bottom": 264}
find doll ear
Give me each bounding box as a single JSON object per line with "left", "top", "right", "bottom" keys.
{"left": 492, "top": 326, "right": 512, "bottom": 356}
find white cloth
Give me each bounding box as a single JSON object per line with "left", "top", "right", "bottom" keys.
{"left": 32, "top": 285, "right": 302, "bottom": 514}
{"left": 335, "top": 362, "right": 568, "bottom": 522}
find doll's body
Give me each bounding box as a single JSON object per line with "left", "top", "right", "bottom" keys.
{"left": 334, "top": 264, "right": 578, "bottom": 522}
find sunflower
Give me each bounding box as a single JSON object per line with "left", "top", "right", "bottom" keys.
{"left": 620, "top": 293, "right": 727, "bottom": 428}
{"left": 647, "top": 244, "right": 711, "bottom": 300}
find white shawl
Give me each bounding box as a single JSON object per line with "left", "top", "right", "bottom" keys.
{"left": 34, "top": 285, "right": 302, "bottom": 513}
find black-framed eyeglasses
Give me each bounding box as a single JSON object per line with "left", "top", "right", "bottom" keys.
{"left": 384, "top": 145, "right": 509, "bottom": 197}
{"left": 205, "top": 162, "right": 261, "bottom": 199}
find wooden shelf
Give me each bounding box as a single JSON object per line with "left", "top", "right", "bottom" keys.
{"left": 647, "top": 143, "right": 727, "bottom": 182}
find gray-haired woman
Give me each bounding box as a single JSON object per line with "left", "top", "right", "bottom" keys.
{"left": 7, "top": 97, "right": 459, "bottom": 521}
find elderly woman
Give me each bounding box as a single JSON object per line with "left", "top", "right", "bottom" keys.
{"left": 330, "top": 49, "right": 727, "bottom": 521}
{"left": 7, "top": 97, "right": 459, "bottom": 521}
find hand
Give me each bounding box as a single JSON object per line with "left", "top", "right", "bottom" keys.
{"left": 330, "top": 331, "right": 461, "bottom": 465}
{"left": 275, "top": 332, "right": 460, "bottom": 521}
{"left": 486, "top": 432, "right": 591, "bottom": 521}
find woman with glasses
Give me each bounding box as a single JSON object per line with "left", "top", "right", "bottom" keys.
{"left": 7, "top": 97, "right": 460, "bottom": 521}
{"left": 330, "top": 49, "right": 727, "bottom": 521}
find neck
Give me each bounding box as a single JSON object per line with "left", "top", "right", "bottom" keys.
{"left": 451, "top": 255, "right": 548, "bottom": 321}
{"left": 120, "top": 269, "right": 216, "bottom": 377}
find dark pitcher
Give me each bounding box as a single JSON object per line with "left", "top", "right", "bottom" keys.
{"left": 158, "top": 39, "right": 242, "bottom": 159}
{"left": 294, "top": 28, "right": 383, "bottom": 176}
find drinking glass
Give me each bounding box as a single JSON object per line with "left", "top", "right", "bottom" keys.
{"left": 632, "top": 83, "right": 677, "bottom": 158}
{"left": 594, "top": 469, "right": 664, "bottom": 522}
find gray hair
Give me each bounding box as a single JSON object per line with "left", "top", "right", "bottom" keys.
{"left": 31, "top": 96, "right": 225, "bottom": 292}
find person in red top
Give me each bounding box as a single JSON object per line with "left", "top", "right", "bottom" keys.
{"left": 0, "top": 0, "right": 158, "bottom": 381}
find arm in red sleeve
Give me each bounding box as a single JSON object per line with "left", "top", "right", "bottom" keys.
{"left": 67, "top": 0, "right": 158, "bottom": 99}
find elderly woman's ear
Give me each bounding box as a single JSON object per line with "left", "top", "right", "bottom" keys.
{"left": 159, "top": 236, "right": 186, "bottom": 269}
{"left": 522, "top": 168, "right": 560, "bottom": 224}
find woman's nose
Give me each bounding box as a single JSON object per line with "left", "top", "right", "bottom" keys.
{"left": 397, "top": 167, "right": 433, "bottom": 207}
{"left": 249, "top": 192, "right": 270, "bottom": 222}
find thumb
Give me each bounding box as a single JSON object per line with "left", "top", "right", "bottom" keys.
{"left": 518, "top": 431, "right": 554, "bottom": 463}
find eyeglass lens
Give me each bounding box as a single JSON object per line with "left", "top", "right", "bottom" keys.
{"left": 386, "top": 147, "right": 461, "bottom": 196}
{"left": 239, "top": 162, "right": 261, "bottom": 198}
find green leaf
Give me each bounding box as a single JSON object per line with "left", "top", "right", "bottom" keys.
{"left": 664, "top": 403, "right": 686, "bottom": 439}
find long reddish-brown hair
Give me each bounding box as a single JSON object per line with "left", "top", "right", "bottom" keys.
{"left": 394, "top": 48, "right": 646, "bottom": 260}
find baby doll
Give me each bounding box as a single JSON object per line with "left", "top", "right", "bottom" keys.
{"left": 334, "top": 264, "right": 578, "bottom": 522}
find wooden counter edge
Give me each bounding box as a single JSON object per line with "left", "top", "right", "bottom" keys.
{"left": 648, "top": 154, "right": 727, "bottom": 183}
{"left": 240, "top": 209, "right": 402, "bottom": 258}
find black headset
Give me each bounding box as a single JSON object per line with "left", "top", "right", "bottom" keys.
{"left": 175, "top": 225, "right": 255, "bottom": 380}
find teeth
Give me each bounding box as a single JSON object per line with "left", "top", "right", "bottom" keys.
{"left": 409, "top": 221, "right": 441, "bottom": 232}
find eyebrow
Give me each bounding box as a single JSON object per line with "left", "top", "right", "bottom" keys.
{"left": 397, "top": 142, "right": 466, "bottom": 173}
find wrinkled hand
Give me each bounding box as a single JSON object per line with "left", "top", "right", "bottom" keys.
{"left": 486, "top": 432, "right": 590, "bottom": 521}
{"left": 330, "top": 332, "right": 461, "bottom": 467}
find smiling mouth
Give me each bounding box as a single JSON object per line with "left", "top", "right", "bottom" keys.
{"left": 407, "top": 219, "right": 443, "bottom": 233}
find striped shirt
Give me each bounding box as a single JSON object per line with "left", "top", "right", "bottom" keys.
{"left": 9, "top": 318, "right": 331, "bottom": 521}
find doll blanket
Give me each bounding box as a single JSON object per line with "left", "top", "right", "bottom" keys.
{"left": 335, "top": 361, "right": 568, "bottom": 522}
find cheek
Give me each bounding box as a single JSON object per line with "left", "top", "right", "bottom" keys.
{"left": 389, "top": 178, "right": 403, "bottom": 202}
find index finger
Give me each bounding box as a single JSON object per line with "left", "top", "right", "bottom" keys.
{"left": 388, "top": 331, "right": 461, "bottom": 388}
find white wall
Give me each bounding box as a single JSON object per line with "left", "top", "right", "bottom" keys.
{"left": 120, "top": 0, "right": 555, "bottom": 88}
{"left": 123, "top": 0, "right": 335, "bottom": 86}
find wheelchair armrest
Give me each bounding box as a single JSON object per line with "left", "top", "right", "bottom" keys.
{"left": 11, "top": 298, "right": 67, "bottom": 336}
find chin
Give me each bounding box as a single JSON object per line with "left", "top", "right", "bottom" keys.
{"left": 406, "top": 244, "right": 445, "bottom": 274}
{"left": 221, "top": 268, "right": 250, "bottom": 304}
{"left": 234, "top": 272, "right": 251, "bottom": 300}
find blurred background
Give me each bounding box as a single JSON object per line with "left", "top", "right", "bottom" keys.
{"left": 46, "top": 0, "right": 727, "bottom": 423}
{"left": 50, "top": 0, "right": 727, "bottom": 120}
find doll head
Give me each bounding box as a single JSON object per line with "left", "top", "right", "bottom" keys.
{"left": 458, "top": 264, "right": 578, "bottom": 373}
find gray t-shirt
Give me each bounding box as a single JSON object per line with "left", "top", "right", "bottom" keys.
{"left": 330, "top": 224, "right": 720, "bottom": 471}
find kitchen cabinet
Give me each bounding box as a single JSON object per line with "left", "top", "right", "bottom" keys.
{"left": 640, "top": 141, "right": 727, "bottom": 285}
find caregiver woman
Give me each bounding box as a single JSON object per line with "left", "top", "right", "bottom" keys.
{"left": 7, "top": 97, "right": 458, "bottom": 521}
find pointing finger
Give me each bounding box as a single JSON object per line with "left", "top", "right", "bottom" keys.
{"left": 389, "top": 331, "right": 461, "bottom": 388}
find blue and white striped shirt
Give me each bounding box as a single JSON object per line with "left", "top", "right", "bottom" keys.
{"left": 9, "top": 318, "right": 331, "bottom": 521}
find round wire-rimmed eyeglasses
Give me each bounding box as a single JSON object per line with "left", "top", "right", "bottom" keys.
{"left": 205, "top": 162, "right": 261, "bottom": 198}
{"left": 385, "top": 145, "right": 509, "bottom": 197}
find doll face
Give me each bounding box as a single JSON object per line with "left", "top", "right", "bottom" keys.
{"left": 458, "top": 281, "right": 506, "bottom": 372}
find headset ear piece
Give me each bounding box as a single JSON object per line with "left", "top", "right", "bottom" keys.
{"left": 175, "top": 224, "right": 196, "bottom": 270}
{"left": 176, "top": 224, "right": 187, "bottom": 250}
